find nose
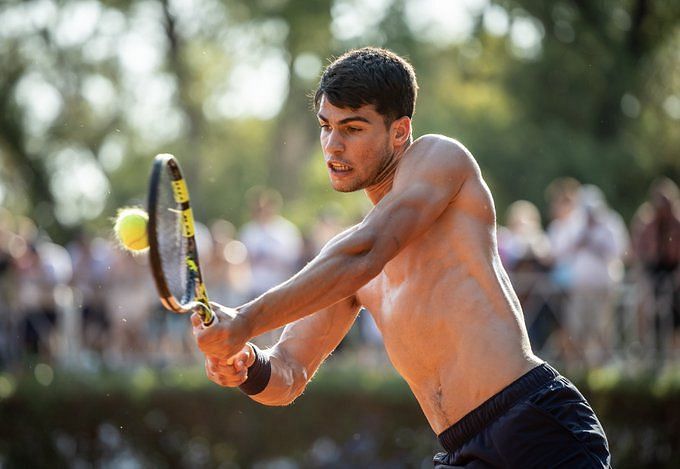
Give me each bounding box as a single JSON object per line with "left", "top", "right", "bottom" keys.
{"left": 323, "top": 129, "right": 344, "bottom": 156}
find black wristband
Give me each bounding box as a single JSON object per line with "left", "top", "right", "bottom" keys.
{"left": 239, "top": 343, "right": 272, "bottom": 395}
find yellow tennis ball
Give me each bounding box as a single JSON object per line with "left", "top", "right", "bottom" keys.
{"left": 114, "top": 207, "right": 149, "bottom": 252}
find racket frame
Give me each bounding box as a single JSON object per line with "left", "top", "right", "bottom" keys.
{"left": 147, "top": 153, "right": 215, "bottom": 326}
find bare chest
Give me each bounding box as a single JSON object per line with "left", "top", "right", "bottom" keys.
{"left": 357, "top": 238, "right": 442, "bottom": 342}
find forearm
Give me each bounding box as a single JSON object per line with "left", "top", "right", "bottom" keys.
{"left": 246, "top": 346, "right": 309, "bottom": 406}
{"left": 239, "top": 231, "right": 380, "bottom": 338}
{"left": 242, "top": 297, "right": 360, "bottom": 406}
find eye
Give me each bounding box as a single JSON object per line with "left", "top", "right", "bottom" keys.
{"left": 319, "top": 123, "right": 331, "bottom": 131}
{"left": 347, "top": 126, "right": 362, "bottom": 133}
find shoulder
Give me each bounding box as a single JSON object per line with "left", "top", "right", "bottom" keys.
{"left": 404, "top": 134, "right": 477, "bottom": 172}
{"left": 412, "top": 133, "right": 469, "bottom": 152}
{"left": 396, "top": 134, "right": 478, "bottom": 187}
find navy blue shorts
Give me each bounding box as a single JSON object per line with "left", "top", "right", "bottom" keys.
{"left": 433, "top": 363, "right": 611, "bottom": 468}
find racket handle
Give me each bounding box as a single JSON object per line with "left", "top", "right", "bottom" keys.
{"left": 203, "top": 308, "right": 218, "bottom": 328}
{"left": 189, "top": 300, "right": 217, "bottom": 327}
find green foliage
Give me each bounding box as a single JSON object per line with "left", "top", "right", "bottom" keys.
{"left": 0, "top": 0, "right": 678, "bottom": 241}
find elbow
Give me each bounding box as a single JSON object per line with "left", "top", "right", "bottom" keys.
{"left": 266, "top": 378, "right": 308, "bottom": 407}
{"left": 253, "top": 385, "right": 306, "bottom": 407}
{"left": 258, "top": 394, "right": 299, "bottom": 407}
{"left": 278, "top": 365, "right": 310, "bottom": 405}
{"left": 253, "top": 362, "right": 310, "bottom": 407}
{"left": 269, "top": 387, "right": 305, "bottom": 407}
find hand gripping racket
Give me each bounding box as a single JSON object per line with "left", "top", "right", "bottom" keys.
{"left": 147, "top": 153, "right": 216, "bottom": 327}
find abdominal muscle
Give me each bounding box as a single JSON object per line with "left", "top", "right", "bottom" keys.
{"left": 357, "top": 222, "right": 542, "bottom": 434}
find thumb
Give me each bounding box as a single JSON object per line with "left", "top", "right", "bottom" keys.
{"left": 231, "top": 344, "right": 253, "bottom": 371}
{"left": 190, "top": 312, "right": 203, "bottom": 331}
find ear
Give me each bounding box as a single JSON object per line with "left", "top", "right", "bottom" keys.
{"left": 391, "top": 116, "right": 411, "bottom": 147}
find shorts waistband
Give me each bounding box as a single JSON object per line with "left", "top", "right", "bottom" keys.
{"left": 437, "top": 363, "right": 559, "bottom": 453}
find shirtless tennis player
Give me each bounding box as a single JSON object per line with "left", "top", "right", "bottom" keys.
{"left": 192, "top": 47, "right": 611, "bottom": 468}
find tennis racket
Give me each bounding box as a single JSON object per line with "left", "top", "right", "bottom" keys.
{"left": 147, "top": 153, "right": 216, "bottom": 327}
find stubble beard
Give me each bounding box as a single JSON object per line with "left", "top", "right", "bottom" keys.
{"left": 331, "top": 144, "right": 394, "bottom": 194}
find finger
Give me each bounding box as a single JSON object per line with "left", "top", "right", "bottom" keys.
{"left": 231, "top": 349, "right": 250, "bottom": 371}
{"left": 206, "top": 355, "right": 227, "bottom": 372}
{"left": 191, "top": 313, "right": 204, "bottom": 334}
{"left": 208, "top": 355, "right": 231, "bottom": 371}
{"left": 209, "top": 368, "right": 247, "bottom": 387}
{"left": 225, "top": 369, "right": 248, "bottom": 386}
{"left": 222, "top": 368, "right": 247, "bottom": 384}
{"left": 207, "top": 356, "right": 240, "bottom": 375}
{"left": 231, "top": 359, "right": 244, "bottom": 372}
{"left": 227, "top": 345, "right": 249, "bottom": 367}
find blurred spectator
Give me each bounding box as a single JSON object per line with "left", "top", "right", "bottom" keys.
{"left": 546, "top": 177, "right": 582, "bottom": 292}
{"left": 239, "top": 187, "right": 303, "bottom": 347}
{"left": 68, "top": 231, "right": 112, "bottom": 357}
{"left": 631, "top": 178, "right": 680, "bottom": 359}
{"left": 0, "top": 208, "right": 15, "bottom": 367}
{"left": 544, "top": 178, "right": 582, "bottom": 362}
{"left": 1, "top": 178, "right": 677, "bottom": 373}
{"left": 300, "top": 205, "right": 345, "bottom": 265}
{"left": 103, "top": 248, "right": 155, "bottom": 367}
{"left": 555, "top": 185, "right": 629, "bottom": 367}
{"left": 37, "top": 239, "right": 74, "bottom": 365}
{"left": 498, "top": 200, "right": 554, "bottom": 352}
{"left": 15, "top": 240, "right": 58, "bottom": 360}
{"left": 239, "top": 187, "right": 303, "bottom": 299}
{"left": 205, "top": 219, "right": 250, "bottom": 306}
{"left": 499, "top": 200, "right": 551, "bottom": 271}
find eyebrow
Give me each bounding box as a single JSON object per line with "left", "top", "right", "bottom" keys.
{"left": 317, "top": 113, "right": 371, "bottom": 125}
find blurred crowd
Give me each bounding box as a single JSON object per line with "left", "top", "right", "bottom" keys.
{"left": 0, "top": 179, "right": 678, "bottom": 373}
{"left": 498, "top": 177, "right": 680, "bottom": 370}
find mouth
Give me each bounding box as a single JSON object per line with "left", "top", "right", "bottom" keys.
{"left": 327, "top": 160, "right": 353, "bottom": 173}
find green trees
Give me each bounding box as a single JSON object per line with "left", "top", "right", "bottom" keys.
{"left": 0, "top": 0, "right": 677, "bottom": 241}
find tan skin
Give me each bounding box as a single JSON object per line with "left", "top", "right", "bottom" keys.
{"left": 192, "top": 96, "right": 542, "bottom": 434}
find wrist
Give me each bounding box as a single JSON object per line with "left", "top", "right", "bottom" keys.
{"left": 234, "top": 305, "right": 255, "bottom": 343}
{"left": 239, "top": 343, "right": 272, "bottom": 395}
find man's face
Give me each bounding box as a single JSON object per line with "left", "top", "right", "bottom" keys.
{"left": 317, "top": 95, "right": 393, "bottom": 193}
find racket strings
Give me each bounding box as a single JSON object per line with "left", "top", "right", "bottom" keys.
{"left": 155, "top": 166, "right": 192, "bottom": 305}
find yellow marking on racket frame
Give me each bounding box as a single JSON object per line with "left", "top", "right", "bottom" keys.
{"left": 181, "top": 208, "right": 195, "bottom": 237}
{"left": 171, "top": 179, "right": 190, "bottom": 204}
{"left": 196, "top": 282, "right": 209, "bottom": 303}
{"left": 186, "top": 257, "right": 198, "bottom": 272}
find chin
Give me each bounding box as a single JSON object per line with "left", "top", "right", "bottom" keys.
{"left": 330, "top": 179, "right": 363, "bottom": 193}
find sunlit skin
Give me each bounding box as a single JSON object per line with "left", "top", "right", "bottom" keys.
{"left": 317, "top": 96, "right": 401, "bottom": 197}
{"left": 192, "top": 96, "right": 542, "bottom": 433}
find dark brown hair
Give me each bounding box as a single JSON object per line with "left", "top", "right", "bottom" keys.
{"left": 314, "top": 47, "right": 418, "bottom": 124}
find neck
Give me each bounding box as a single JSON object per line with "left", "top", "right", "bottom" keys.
{"left": 365, "top": 140, "right": 411, "bottom": 205}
